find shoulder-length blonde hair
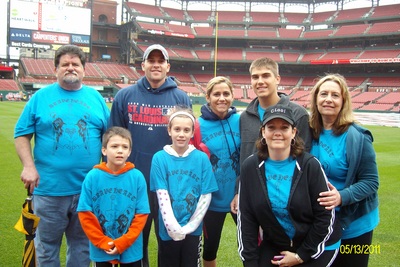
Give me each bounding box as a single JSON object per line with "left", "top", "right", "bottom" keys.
{"left": 309, "top": 73, "right": 355, "bottom": 140}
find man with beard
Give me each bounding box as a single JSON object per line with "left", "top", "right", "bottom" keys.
{"left": 14, "top": 44, "right": 110, "bottom": 266}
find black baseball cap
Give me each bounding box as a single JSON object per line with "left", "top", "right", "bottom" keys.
{"left": 262, "top": 104, "right": 295, "bottom": 126}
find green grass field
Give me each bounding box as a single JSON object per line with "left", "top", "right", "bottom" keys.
{"left": 0, "top": 101, "right": 399, "bottom": 266}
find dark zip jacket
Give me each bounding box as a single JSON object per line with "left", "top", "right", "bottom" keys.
{"left": 240, "top": 93, "right": 312, "bottom": 166}
{"left": 238, "top": 152, "right": 341, "bottom": 267}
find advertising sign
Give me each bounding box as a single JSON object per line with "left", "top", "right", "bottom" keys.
{"left": 10, "top": 42, "right": 52, "bottom": 50}
{"left": 32, "top": 31, "right": 70, "bottom": 45}
{"left": 9, "top": 1, "right": 39, "bottom": 30}
{"left": 9, "top": 0, "right": 91, "bottom": 50}
{"left": 71, "top": 35, "right": 90, "bottom": 45}
{"left": 10, "top": 29, "right": 32, "bottom": 42}
{"left": 40, "top": 4, "right": 91, "bottom": 35}
{"left": 310, "top": 58, "right": 400, "bottom": 65}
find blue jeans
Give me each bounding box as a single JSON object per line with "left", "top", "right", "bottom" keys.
{"left": 33, "top": 195, "right": 90, "bottom": 267}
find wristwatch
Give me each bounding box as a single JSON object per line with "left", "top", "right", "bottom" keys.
{"left": 295, "top": 253, "right": 304, "bottom": 264}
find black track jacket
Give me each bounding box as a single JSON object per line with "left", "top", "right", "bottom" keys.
{"left": 238, "top": 152, "right": 341, "bottom": 267}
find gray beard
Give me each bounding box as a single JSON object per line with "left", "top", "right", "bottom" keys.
{"left": 63, "top": 76, "right": 80, "bottom": 84}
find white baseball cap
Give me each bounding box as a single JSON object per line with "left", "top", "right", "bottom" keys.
{"left": 142, "top": 44, "right": 169, "bottom": 61}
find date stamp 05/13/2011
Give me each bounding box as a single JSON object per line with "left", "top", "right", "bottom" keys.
{"left": 339, "top": 244, "right": 381, "bottom": 254}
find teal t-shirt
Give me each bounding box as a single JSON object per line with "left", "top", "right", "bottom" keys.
{"left": 198, "top": 114, "right": 240, "bottom": 212}
{"left": 150, "top": 149, "right": 218, "bottom": 241}
{"left": 311, "top": 129, "right": 378, "bottom": 239}
{"left": 265, "top": 157, "right": 296, "bottom": 239}
{"left": 14, "top": 83, "right": 110, "bottom": 196}
{"left": 311, "top": 129, "right": 348, "bottom": 191}
{"left": 78, "top": 167, "right": 150, "bottom": 262}
{"left": 258, "top": 104, "right": 265, "bottom": 122}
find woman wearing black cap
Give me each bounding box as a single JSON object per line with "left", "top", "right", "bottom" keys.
{"left": 237, "top": 104, "right": 341, "bottom": 267}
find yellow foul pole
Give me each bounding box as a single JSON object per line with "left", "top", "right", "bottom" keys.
{"left": 214, "top": 12, "right": 218, "bottom": 77}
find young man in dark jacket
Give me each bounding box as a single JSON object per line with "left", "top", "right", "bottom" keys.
{"left": 109, "top": 44, "right": 192, "bottom": 267}
{"left": 231, "top": 57, "right": 312, "bottom": 213}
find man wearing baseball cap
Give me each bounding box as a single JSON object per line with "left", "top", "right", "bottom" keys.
{"left": 143, "top": 44, "right": 169, "bottom": 62}
{"left": 109, "top": 43, "right": 191, "bottom": 267}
